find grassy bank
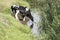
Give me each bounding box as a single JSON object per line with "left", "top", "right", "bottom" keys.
{"left": 0, "top": 0, "right": 35, "bottom": 40}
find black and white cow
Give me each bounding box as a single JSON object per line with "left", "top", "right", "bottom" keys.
{"left": 11, "top": 5, "right": 34, "bottom": 28}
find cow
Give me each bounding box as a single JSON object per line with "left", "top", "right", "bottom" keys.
{"left": 11, "top": 5, "right": 34, "bottom": 28}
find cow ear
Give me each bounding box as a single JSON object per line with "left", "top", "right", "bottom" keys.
{"left": 11, "top": 6, "right": 13, "bottom": 11}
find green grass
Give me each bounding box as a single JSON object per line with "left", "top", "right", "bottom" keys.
{"left": 0, "top": 0, "right": 35, "bottom": 40}
{"left": 0, "top": 12, "right": 35, "bottom": 40}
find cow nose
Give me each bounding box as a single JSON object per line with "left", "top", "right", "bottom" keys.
{"left": 19, "top": 19, "right": 23, "bottom": 21}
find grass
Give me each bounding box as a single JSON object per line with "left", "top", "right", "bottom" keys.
{"left": 0, "top": 12, "right": 35, "bottom": 40}
{"left": 0, "top": 0, "right": 35, "bottom": 40}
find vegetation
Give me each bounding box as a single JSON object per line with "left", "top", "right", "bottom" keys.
{"left": 28, "top": 0, "right": 60, "bottom": 40}
{"left": 0, "top": 0, "right": 35, "bottom": 40}
{"left": 0, "top": 0, "right": 60, "bottom": 40}
{"left": 27, "top": 0, "right": 60, "bottom": 40}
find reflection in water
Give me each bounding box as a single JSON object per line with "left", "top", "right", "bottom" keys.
{"left": 27, "top": 19, "right": 33, "bottom": 27}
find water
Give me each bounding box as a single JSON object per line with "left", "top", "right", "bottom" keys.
{"left": 27, "top": 11, "right": 40, "bottom": 36}
{"left": 32, "top": 12, "right": 40, "bottom": 36}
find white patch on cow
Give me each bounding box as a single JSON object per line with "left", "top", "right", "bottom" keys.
{"left": 23, "top": 16, "right": 26, "bottom": 21}
{"left": 25, "top": 8, "right": 29, "bottom": 12}
{"left": 13, "top": 5, "right": 16, "bottom": 7}
{"left": 15, "top": 10, "right": 19, "bottom": 20}
{"left": 13, "top": 5, "right": 19, "bottom": 8}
